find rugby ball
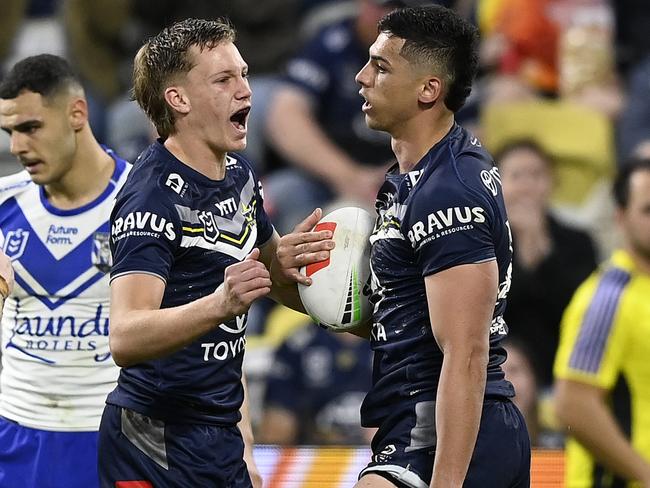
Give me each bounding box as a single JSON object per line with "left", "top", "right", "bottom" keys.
{"left": 298, "top": 207, "right": 374, "bottom": 331}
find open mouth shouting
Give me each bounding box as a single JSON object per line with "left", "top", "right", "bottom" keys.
{"left": 230, "top": 106, "right": 251, "bottom": 134}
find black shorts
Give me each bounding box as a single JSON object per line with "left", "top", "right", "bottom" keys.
{"left": 98, "top": 404, "right": 252, "bottom": 488}
{"left": 360, "top": 398, "right": 531, "bottom": 488}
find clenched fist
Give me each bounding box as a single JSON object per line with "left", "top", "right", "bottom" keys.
{"left": 214, "top": 248, "right": 272, "bottom": 318}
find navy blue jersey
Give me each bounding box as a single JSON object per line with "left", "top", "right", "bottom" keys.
{"left": 361, "top": 124, "right": 514, "bottom": 428}
{"left": 283, "top": 18, "right": 393, "bottom": 165}
{"left": 107, "top": 140, "right": 274, "bottom": 425}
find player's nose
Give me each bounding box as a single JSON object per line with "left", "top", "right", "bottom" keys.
{"left": 9, "top": 132, "right": 28, "bottom": 156}
{"left": 355, "top": 62, "right": 371, "bottom": 87}
{"left": 236, "top": 76, "right": 252, "bottom": 99}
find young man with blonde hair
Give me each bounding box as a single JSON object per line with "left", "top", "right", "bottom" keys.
{"left": 98, "top": 18, "right": 332, "bottom": 487}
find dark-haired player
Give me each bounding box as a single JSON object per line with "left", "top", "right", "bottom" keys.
{"left": 97, "top": 18, "right": 332, "bottom": 488}
{"left": 0, "top": 54, "right": 129, "bottom": 488}
{"left": 351, "top": 6, "right": 530, "bottom": 487}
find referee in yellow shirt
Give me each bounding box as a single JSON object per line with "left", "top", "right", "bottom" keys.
{"left": 554, "top": 158, "right": 650, "bottom": 487}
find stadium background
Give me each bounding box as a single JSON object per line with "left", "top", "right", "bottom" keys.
{"left": 2, "top": 0, "right": 649, "bottom": 487}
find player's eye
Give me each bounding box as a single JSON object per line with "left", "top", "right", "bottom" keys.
{"left": 17, "top": 124, "right": 40, "bottom": 134}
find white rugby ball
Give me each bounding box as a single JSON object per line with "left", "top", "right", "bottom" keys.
{"left": 298, "top": 206, "right": 374, "bottom": 331}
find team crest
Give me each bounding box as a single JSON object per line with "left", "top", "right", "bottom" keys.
{"left": 3, "top": 228, "right": 29, "bottom": 261}
{"left": 92, "top": 232, "right": 112, "bottom": 273}
{"left": 198, "top": 211, "right": 220, "bottom": 243}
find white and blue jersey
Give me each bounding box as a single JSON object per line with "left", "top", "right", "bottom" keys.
{"left": 106, "top": 140, "right": 274, "bottom": 426}
{"left": 362, "top": 123, "right": 514, "bottom": 429}
{"left": 0, "top": 149, "right": 129, "bottom": 431}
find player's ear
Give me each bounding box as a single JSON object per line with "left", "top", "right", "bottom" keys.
{"left": 164, "top": 86, "right": 191, "bottom": 115}
{"left": 69, "top": 96, "right": 88, "bottom": 132}
{"left": 419, "top": 76, "right": 443, "bottom": 105}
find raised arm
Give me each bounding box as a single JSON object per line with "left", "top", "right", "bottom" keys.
{"left": 266, "top": 87, "right": 385, "bottom": 204}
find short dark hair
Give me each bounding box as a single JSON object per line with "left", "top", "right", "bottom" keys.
{"left": 0, "top": 54, "right": 81, "bottom": 100}
{"left": 613, "top": 158, "right": 650, "bottom": 208}
{"left": 133, "top": 18, "right": 236, "bottom": 139}
{"left": 377, "top": 6, "right": 479, "bottom": 112}
{"left": 493, "top": 139, "right": 553, "bottom": 168}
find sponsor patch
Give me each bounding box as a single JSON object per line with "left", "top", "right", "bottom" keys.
{"left": 407, "top": 206, "right": 486, "bottom": 248}
{"left": 111, "top": 211, "right": 177, "bottom": 242}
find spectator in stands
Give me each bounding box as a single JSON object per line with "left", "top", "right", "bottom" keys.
{"left": 264, "top": 0, "right": 433, "bottom": 233}
{"left": 0, "top": 0, "right": 64, "bottom": 76}
{"left": 497, "top": 140, "right": 598, "bottom": 388}
{"left": 554, "top": 158, "right": 650, "bottom": 487}
{"left": 478, "top": 0, "right": 559, "bottom": 95}
{"left": 618, "top": 55, "right": 650, "bottom": 162}
{"left": 259, "top": 324, "right": 374, "bottom": 445}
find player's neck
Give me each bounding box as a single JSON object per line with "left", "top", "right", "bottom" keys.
{"left": 164, "top": 134, "right": 227, "bottom": 181}
{"left": 44, "top": 130, "right": 115, "bottom": 210}
{"left": 391, "top": 111, "right": 455, "bottom": 174}
{"left": 626, "top": 245, "right": 650, "bottom": 275}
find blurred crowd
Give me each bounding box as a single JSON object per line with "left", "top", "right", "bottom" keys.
{"left": 1, "top": 0, "right": 649, "bottom": 450}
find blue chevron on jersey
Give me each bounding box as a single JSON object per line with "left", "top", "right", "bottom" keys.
{"left": 0, "top": 147, "right": 130, "bottom": 431}
{"left": 1, "top": 196, "right": 116, "bottom": 310}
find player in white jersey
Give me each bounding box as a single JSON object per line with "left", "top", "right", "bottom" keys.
{"left": 0, "top": 54, "right": 129, "bottom": 488}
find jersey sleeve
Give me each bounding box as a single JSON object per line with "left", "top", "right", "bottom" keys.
{"left": 109, "top": 189, "right": 181, "bottom": 284}
{"left": 553, "top": 268, "right": 631, "bottom": 389}
{"left": 404, "top": 162, "right": 498, "bottom": 277}
{"left": 255, "top": 178, "right": 274, "bottom": 246}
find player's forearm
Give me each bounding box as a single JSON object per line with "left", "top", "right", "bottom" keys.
{"left": 109, "top": 293, "right": 228, "bottom": 367}
{"left": 555, "top": 380, "right": 650, "bottom": 482}
{"left": 431, "top": 347, "right": 488, "bottom": 488}
{"left": 266, "top": 89, "right": 360, "bottom": 185}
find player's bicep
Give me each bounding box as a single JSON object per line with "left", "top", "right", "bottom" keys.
{"left": 424, "top": 261, "right": 497, "bottom": 353}
{"left": 110, "top": 273, "right": 166, "bottom": 321}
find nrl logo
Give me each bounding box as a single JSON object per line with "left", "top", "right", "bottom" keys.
{"left": 198, "top": 210, "right": 220, "bottom": 243}
{"left": 3, "top": 228, "right": 29, "bottom": 261}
